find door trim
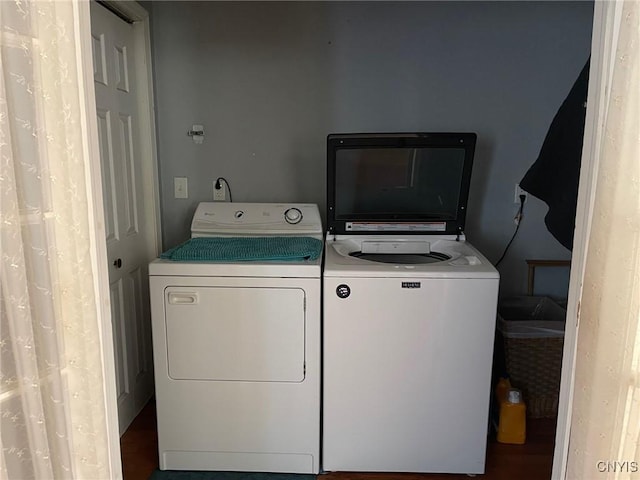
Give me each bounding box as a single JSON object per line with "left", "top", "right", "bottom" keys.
{"left": 78, "top": 1, "right": 123, "bottom": 477}
{"left": 551, "top": 2, "right": 619, "bottom": 478}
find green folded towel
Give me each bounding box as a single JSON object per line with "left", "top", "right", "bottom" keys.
{"left": 160, "top": 237, "right": 323, "bottom": 262}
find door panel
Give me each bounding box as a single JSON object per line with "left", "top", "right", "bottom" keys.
{"left": 110, "top": 280, "right": 129, "bottom": 405}
{"left": 128, "top": 267, "right": 146, "bottom": 378}
{"left": 115, "top": 44, "right": 129, "bottom": 92}
{"left": 96, "top": 108, "right": 117, "bottom": 242}
{"left": 92, "top": 32, "right": 107, "bottom": 85}
{"left": 118, "top": 113, "right": 139, "bottom": 236}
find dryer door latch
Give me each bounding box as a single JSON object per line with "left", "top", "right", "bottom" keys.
{"left": 168, "top": 292, "right": 199, "bottom": 305}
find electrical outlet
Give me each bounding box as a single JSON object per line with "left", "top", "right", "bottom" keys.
{"left": 514, "top": 184, "right": 528, "bottom": 204}
{"left": 174, "top": 177, "right": 188, "bottom": 199}
{"left": 213, "top": 180, "right": 226, "bottom": 201}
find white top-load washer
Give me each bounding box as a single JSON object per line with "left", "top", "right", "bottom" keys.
{"left": 322, "top": 133, "right": 499, "bottom": 474}
{"left": 149, "top": 202, "right": 322, "bottom": 474}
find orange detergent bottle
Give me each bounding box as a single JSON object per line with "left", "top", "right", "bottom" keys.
{"left": 497, "top": 388, "right": 527, "bottom": 444}
{"left": 495, "top": 377, "right": 511, "bottom": 404}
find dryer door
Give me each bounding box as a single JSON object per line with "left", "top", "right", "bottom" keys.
{"left": 164, "top": 286, "right": 305, "bottom": 382}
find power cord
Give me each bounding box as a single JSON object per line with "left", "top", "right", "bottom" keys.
{"left": 495, "top": 194, "right": 526, "bottom": 267}
{"left": 214, "top": 177, "right": 233, "bottom": 202}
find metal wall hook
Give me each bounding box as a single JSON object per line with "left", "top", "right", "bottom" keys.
{"left": 188, "top": 124, "right": 204, "bottom": 144}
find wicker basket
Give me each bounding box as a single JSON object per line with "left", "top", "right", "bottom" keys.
{"left": 498, "top": 296, "right": 566, "bottom": 418}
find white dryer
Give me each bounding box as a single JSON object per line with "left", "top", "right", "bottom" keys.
{"left": 322, "top": 133, "right": 499, "bottom": 474}
{"left": 149, "top": 202, "right": 322, "bottom": 474}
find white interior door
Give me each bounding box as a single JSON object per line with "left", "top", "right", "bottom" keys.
{"left": 90, "top": 1, "right": 157, "bottom": 434}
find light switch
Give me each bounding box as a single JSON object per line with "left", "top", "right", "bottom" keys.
{"left": 174, "top": 177, "right": 188, "bottom": 199}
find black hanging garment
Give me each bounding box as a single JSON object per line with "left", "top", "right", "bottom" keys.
{"left": 520, "top": 60, "right": 590, "bottom": 250}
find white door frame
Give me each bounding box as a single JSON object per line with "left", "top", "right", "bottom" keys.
{"left": 79, "top": 0, "right": 160, "bottom": 476}
{"left": 78, "top": 0, "right": 613, "bottom": 476}
{"left": 552, "top": 2, "right": 622, "bottom": 478}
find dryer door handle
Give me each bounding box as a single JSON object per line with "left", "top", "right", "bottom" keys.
{"left": 168, "top": 292, "right": 198, "bottom": 305}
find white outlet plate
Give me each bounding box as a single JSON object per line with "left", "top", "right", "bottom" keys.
{"left": 174, "top": 177, "right": 188, "bottom": 199}
{"left": 213, "top": 181, "right": 226, "bottom": 201}
{"left": 514, "top": 184, "right": 528, "bottom": 204}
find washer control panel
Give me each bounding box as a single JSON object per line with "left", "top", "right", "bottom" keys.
{"left": 191, "top": 202, "right": 322, "bottom": 236}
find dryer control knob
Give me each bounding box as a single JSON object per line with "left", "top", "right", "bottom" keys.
{"left": 284, "top": 207, "right": 302, "bottom": 224}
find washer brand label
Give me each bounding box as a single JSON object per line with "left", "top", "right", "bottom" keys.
{"left": 402, "top": 282, "right": 421, "bottom": 289}
{"left": 336, "top": 284, "right": 351, "bottom": 298}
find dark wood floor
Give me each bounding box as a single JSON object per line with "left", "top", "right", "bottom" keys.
{"left": 121, "top": 400, "right": 556, "bottom": 480}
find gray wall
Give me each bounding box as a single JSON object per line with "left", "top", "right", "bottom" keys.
{"left": 149, "top": 1, "right": 593, "bottom": 298}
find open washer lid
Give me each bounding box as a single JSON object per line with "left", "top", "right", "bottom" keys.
{"left": 327, "top": 133, "right": 476, "bottom": 236}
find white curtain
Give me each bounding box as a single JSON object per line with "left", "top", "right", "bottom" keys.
{"left": 567, "top": 1, "right": 640, "bottom": 478}
{"left": 1, "top": 1, "right": 119, "bottom": 479}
